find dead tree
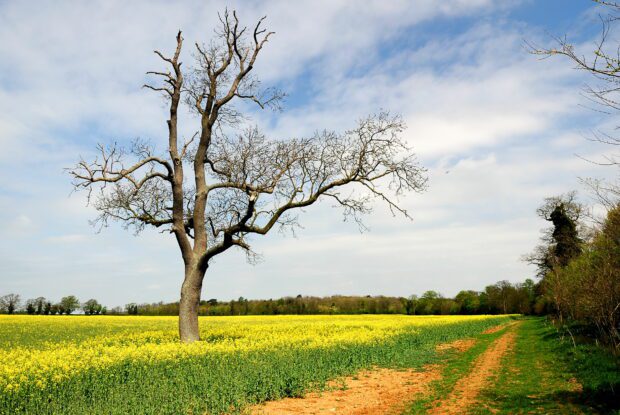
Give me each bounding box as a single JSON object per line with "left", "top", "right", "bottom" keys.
{"left": 69, "top": 11, "right": 427, "bottom": 342}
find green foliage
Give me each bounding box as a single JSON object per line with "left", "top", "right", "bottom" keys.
{"left": 82, "top": 299, "right": 103, "bottom": 315}
{"left": 550, "top": 203, "right": 582, "bottom": 266}
{"left": 546, "top": 205, "right": 620, "bottom": 348}
{"left": 59, "top": 296, "right": 80, "bottom": 315}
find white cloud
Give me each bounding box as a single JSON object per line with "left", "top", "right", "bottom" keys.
{"left": 46, "top": 234, "right": 88, "bottom": 244}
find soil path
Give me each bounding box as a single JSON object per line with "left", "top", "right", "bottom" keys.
{"left": 428, "top": 322, "right": 520, "bottom": 414}
{"left": 249, "top": 365, "right": 441, "bottom": 415}
{"left": 248, "top": 337, "right": 477, "bottom": 415}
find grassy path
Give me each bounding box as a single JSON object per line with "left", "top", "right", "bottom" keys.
{"left": 428, "top": 321, "right": 519, "bottom": 414}
{"left": 407, "top": 318, "right": 620, "bottom": 415}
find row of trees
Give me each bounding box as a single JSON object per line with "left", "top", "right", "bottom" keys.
{"left": 2, "top": 277, "right": 543, "bottom": 317}
{"left": 0, "top": 295, "right": 106, "bottom": 315}
{"left": 112, "top": 279, "right": 540, "bottom": 317}
{"left": 526, "top": 193, "right": 620, "bottom": 348}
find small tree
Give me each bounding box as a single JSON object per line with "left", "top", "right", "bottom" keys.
{"left": 33, "top": 297, "right": 46, "bottom": 315}
{"left": 43, "top": 302, "right": 52, "bottom": 315}
{"left": 0, "top": 294, "right": 20, "bottom": 315}
{"left": 60, "top": 296, "right": 80, "bottom": 315}
{"left": 125, "top": 303, "right": 139, "bottom": 315}
{"left": 82, "top": 299, "right": 103, "bottom": 315}
{"left": 25, "top": 300, "right": 36, "bottom": 315}
{"left": 69, "top": 11, "right": 427, "bottom": 342}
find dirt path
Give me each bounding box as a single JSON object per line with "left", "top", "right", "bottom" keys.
{"left": 248, "top": 338, "right": 478, "bottom": 415}
{"left": 428, "top": 322, "right": 520, "bottom": 414}
{"left": 249, "top": 365, "right": 441, "bottom": 415}
{"left": 481, "top": 320, "right": 516, "bottom": 334}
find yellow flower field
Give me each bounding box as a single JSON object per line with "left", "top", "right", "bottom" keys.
{"left": 0, "top": 314, "right": 502, "bottom": 393}
{"left": 0, "top": 314, "right": 509, "bottom": 414}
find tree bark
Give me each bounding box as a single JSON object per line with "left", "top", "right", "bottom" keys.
{"left": 179, "top": 265, "right": 206, "bottom": 342}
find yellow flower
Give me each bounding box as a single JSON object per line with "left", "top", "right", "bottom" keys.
{"left": 0, "top": 314, "right": 505, "bottom": 392}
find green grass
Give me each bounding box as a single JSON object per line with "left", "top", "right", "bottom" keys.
{"left": 404, "top": 317, "right": 620, "bottom": 415}
{"left": 404, "top": 322, "right": 511, "bottom": 414}
{"left": 478, "top": 318, "right": 620, "bottom": 415}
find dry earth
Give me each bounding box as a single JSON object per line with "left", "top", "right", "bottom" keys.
{"left": 249, "top": 366, "right": 440, "bottom": 415}
{"left": 248, "top": 338, "right": 479, "bottom": 415}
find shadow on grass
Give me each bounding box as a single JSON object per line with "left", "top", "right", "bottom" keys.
{"left": 485, "top": 318, "right": 620, "bottom": 415}
{"left": 481, "top": 385, "right": 620, "bottom": 415}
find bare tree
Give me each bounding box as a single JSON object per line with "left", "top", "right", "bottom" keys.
{"left": 69, "top": 11, "right": 427, "bottom": 342}
{"left": 528, "top": 1, "right": 620, "bottom": 205}
{"left": 0, "top": 294, "right": 21, "bottom": 315}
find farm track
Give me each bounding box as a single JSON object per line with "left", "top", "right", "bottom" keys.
{"left": 248, "top": 338, "right": 477, "bottom": 415}
{"left": 427, "top": 321, "right": 519, "bottom": 414}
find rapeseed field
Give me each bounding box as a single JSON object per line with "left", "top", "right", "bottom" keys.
{"left": 0, "top": 314, "right": 509, "bottom": 414}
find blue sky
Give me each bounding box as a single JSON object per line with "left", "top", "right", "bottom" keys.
{"left": 0, "top": 0, "right": 617, "bottom": 308}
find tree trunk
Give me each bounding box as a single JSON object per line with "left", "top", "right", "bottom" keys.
{"left": 179, "top": 265, "right": 206, "bottom": 342}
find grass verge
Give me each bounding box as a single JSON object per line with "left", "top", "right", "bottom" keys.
{"left": 406, "top": 317, "right": 620, "bottom": 415}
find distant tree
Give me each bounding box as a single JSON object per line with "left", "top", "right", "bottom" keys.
{"left": 125, "top": 303, "right": 138, "bottom": 315}
{"left": 43, "top": 301, "right": 52, "bottom": 315}
{"left": 82, "top": 299, "right": 103, "bottom": 315}
{"left": 33, "top": 297, "right": 46, "bottom": 315}
{"left": 0, "top": 294, "right": 20, "bottom": 314}
{"left": 49, "top": 304, "right": 60, "bottom": 315}
{"left": 108, "top": 306, "right": 124, "bottom": 315}
{"left": 403, "top": 295, "right": 419, "bottom": 315}
{"left": 485, "top": 281, "right": 516, "bottom": 314}
{"left": 419, "top": 291, "right": 442, "bottom": 315}
{"left": 455, "top": 290, "right": 481, "bottom": 314}
{"left": 25, "top": 300, "right": 36, "bottom": 315}
{"left": 60, "top": 296, "right": 80, "bottom": 315}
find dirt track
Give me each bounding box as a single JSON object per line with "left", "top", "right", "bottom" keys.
{"left": 428, "top": 322, "right": 519, "bottom": 414}
{"left": 250, "top": 365, "right": 440, "bottom": 415}
{"left": 249, "top": 338, "right": 479, "bottom": 415}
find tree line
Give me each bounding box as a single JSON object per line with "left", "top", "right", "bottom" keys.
{"left": 111, "top": 278, "right": 540, "bottom": 317}
{"left": 0, "top": 295, "right": 106, "bottom": 315}
{"left": 1, "top": 279, "right": 540, "bottom": 317}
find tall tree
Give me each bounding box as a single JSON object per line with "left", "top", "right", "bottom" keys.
{"left": 69, "top": 11, "right": 427, "bottom": 342}
{"left": 525, "top": 193, "right": 584, "bottom": 320}
{"left": 524, "top": 192, "right": 583, "bottom": 276}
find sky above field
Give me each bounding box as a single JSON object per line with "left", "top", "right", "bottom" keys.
{"left": 0, "top": 0, "right": 617, "bottom": 307}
